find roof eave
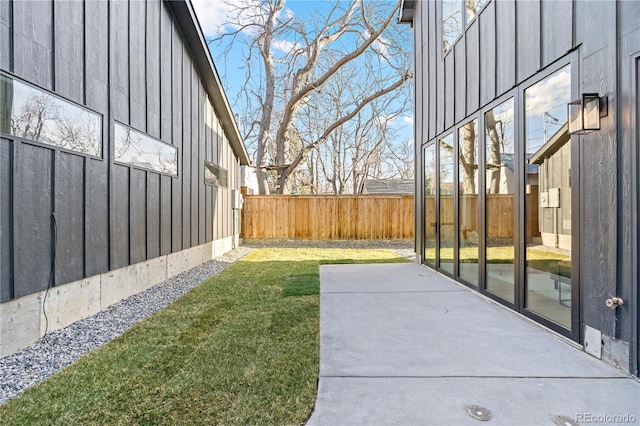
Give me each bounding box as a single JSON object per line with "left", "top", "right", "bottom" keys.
{"left": 165, "top": 0, "right": 251, "bottom": 166}
{"left": 398, "top": 0, "right": 415, "bottom": 25}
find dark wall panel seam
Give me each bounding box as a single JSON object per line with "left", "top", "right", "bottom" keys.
{"left": 82, "top": 0, "right": 86, "bottom": 106}
{"left": 51, "top": 150, "right": 57, "bottom": 286}
{"left": 107, "top": 0, "right": 113, "bottom": 271}
{"left": 51, "top": 0, "right": 55, "bottom": 92}
{"left": 512, "top": 0, "right": 519, "bottom": 88}
{"left": 127, "top": 0, "right": 131, "bottom": 126}
{"left": 82, "top": 156, "right": 87, "bottom": 277}
{"left": 539, "top": 0, "right": 543, "bottom": 70}
{"left": 8, "top": 141, "right": 15, "bottom": 299}
{"left": 170, "top": 15, "right": 174, "bottom": 252}
{"left": 144, "top": 0, "right": 148, "bottom": 133}
{"left": 158, "top": 0, "right": 163, "bottom": 140}
{"left": 9, "top": 0, "right": 14, "bottom": 72}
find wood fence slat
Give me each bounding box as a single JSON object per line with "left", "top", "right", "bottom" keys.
{"left": 241, "top": 195, "right": 415, "bottom": 240}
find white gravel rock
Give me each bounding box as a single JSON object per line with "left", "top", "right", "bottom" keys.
{"left": 0, "top": 246, "right": 253, "bottom": 405}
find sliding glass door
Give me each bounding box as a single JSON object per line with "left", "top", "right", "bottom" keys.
{"left": 523, "top": 64, "right": 573, "bottom": 329}
{"left": 420, "top": 58, "right": 578, "bottom": 339}
{"left": 458, "top": 119, "right": 479, "bottom": 286}
{"left": 439, "top": 134, "right": 455, "bottom": 275}
{"left": 484, "top": 98, "right": 515, "bottom": 303}
{"left": 424, "top": 143, "right": 437, "bottom": 266}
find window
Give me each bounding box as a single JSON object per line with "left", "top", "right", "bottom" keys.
{"left": 485, "top": 97, "right": 515, "bottom": 302}
{"left": 442, "top": 0, "right": 462, "bottom": 54}
{"left": 439, "top": 133, "right": 455, "bottom": 275}
{"left": 424, "top": 143, "right": 437, "bottom": 266}
{"left": 524, "top": 64, "right": 572, "bottom": 329}
{"left": 442, "top": 0, "right": 489, "bottom": 54}
{"left": 0, "top": 73, "right": 102, "bottom": 156}
{"left": 458, "top": 119, "right": 479, "bottom": 286}
{"left": 465, "top": 0, "right": 488, "bottom": 25}
{"left": 204, "top": 161, "right": 228, "bottom": 188}
{"left": 114, "top": 123, "right": 178, "bottom": 176}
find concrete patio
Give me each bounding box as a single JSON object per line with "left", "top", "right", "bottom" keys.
{"left": 307, "top": 263, "right": 639, "bottom": 426}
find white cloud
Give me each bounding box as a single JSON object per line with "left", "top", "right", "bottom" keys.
{"left": 192, "top": 1, "right": 295, "bottom": 39}
{"left": 525, "top": 68, "right": 571, "bottom": 117}
{"left": 362, "top": 29, "right": 389, "bottom": 56}
{"left": 402, "top": 115, "right": 414, "bottom": 125}
{"left": 272, "top": 38, "right": 300, "bottom": 55}
{"left": 191, "top": 0, "right": 267, "bottom": 37}
{"left": 373, "top": 36, "right": 389, "bottom": 56}
{"left": 284, "top": 7, "right": 295, "bottom": 21}
{"left": 191, "top": 0, "right": 236, "bottom": 37}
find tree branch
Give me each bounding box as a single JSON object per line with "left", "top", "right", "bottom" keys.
{"left": 285, "top": 69, "right": 411, "bottom": 175}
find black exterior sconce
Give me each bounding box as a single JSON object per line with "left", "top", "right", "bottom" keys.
{"left": 567, "top": 93, "right": 608, "bottom": 135}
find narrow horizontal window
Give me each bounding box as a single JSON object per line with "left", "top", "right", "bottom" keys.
{"left": 204, "top": 161, "right": 227, "bottom": 188}
{"left": 0, "top": 73, "right": 102, "bottom": 156}
{"left": 114, "top": 123, "right": 178, "bottom": 176}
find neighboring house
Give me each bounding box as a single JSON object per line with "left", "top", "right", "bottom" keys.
{"left": 241, "top": 165, "right": 260, "bottom": 195}
{"left": 400, "top": 0, "right": 639, "bottom": 376}
{"left": 361, "top": 179, "right": 415, "bottom": 194}
{"left": 0, "top": 0, "right": 250, "bottom": 356}
{"left": 529, "top": 123, "right": 571, "bottom": 250}
{"left": 486, "top": 153, "right": 538, "bottom": 195}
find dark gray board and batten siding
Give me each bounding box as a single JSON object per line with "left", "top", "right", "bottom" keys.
{"left": 0, "top": 0, "right": 245, "bottom": 303}
{"left": 412, "top": 0, "right": 640, "bottom": 348}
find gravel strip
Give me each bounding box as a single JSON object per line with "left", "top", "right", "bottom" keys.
{"left": 0, "top": 241, "right": 415, "bottom": 406}
{"left": 0, "top": 246, "right": 254, "bottom": 405}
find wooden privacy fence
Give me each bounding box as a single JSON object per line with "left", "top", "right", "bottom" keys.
{"left": 424, "top": 193, "right": 540, "bottom": 241}
{"left": 241, "top": 195, "right": 414, "bottom": 240}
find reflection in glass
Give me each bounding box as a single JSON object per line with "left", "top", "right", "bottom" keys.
{"left": 424, "top": 144, "right": 437, "bottom": 266}
{"left": 485, "top": 98, "right": 515, "bottom": 302}
{"left": 115, "top": 123, "right": 178, "bottom": 176}
{"left": 442, "top": 0, "right": 462, "bottom": 54}
{"left": 458, "top": 119, "right": 479, "bottom": 286}
{"left": 205, "top": 161, "right": 228, "bottom": 188}
{"left": 466, "top": 0, "right": 488, "bottom": 24}
{"left": 0, "top": 74, "right": 102, "bottom": 156}
{"left": 439, "top": 133, "right": 454, "bottom": 275}
{"left": 524, "top": 64, "right": 572, "bottom": 329}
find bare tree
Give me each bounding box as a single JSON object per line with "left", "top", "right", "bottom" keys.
{"left": 290, "top": 61, "right": 411, "bottom": 195}
{"left": 385, "top": 137, "right": 414, "bottom": 180}
{"left": 485, "top": 110, "right": 503, "bottom": 194}
{"left": 211, "top": 0, "right": 412, "bottom": 194}
{"left": 10, "top": 90, "right": 101, "bottom": 156}
{"left": 458, "top": 120, "right": 477, "bottom": 194}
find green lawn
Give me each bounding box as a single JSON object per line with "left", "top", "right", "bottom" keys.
{"left": 0, "top": 248, "right": 408, "bottom": 426}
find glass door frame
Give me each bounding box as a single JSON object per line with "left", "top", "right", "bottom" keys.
{"left": 479, "top": 91, "right": 519, "bottom": 311}
{"left": 421, "top": 135, "right": 457, "bottom": 279}
{"left": 516, "top": 52, "right": 581, "bottom": 341}
{"left": 422, "top": 141, "right": 438, "bottom": 268}
{"left": 420, "top": 53, "right": 582, "bottom": 343}
{"left": 456, "top": 115, "right": 481, "bottom": 288}
{"left": 632, "top": 54, "right": 640, "bottom": 377}
{"left": 437, "top": 133, "right": 456, "bottom": 278}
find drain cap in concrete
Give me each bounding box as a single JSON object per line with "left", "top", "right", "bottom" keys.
{"left": 465, "top": 405, "right": 492, "bottom": 421}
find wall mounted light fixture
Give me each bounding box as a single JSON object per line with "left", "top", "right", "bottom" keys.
{"left": 567, "top": 93, "right": 608, "bottom": 135}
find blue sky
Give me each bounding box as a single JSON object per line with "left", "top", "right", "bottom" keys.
{"left": 191, "top": 0, "right": 414, "bottom": 146}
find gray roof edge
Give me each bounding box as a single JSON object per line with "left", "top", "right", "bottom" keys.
{"left": 398, "top": 0, "right": 415, "bottom": 24}
{"left": 165, "top": 0, "right": 251, "bottom": 166}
